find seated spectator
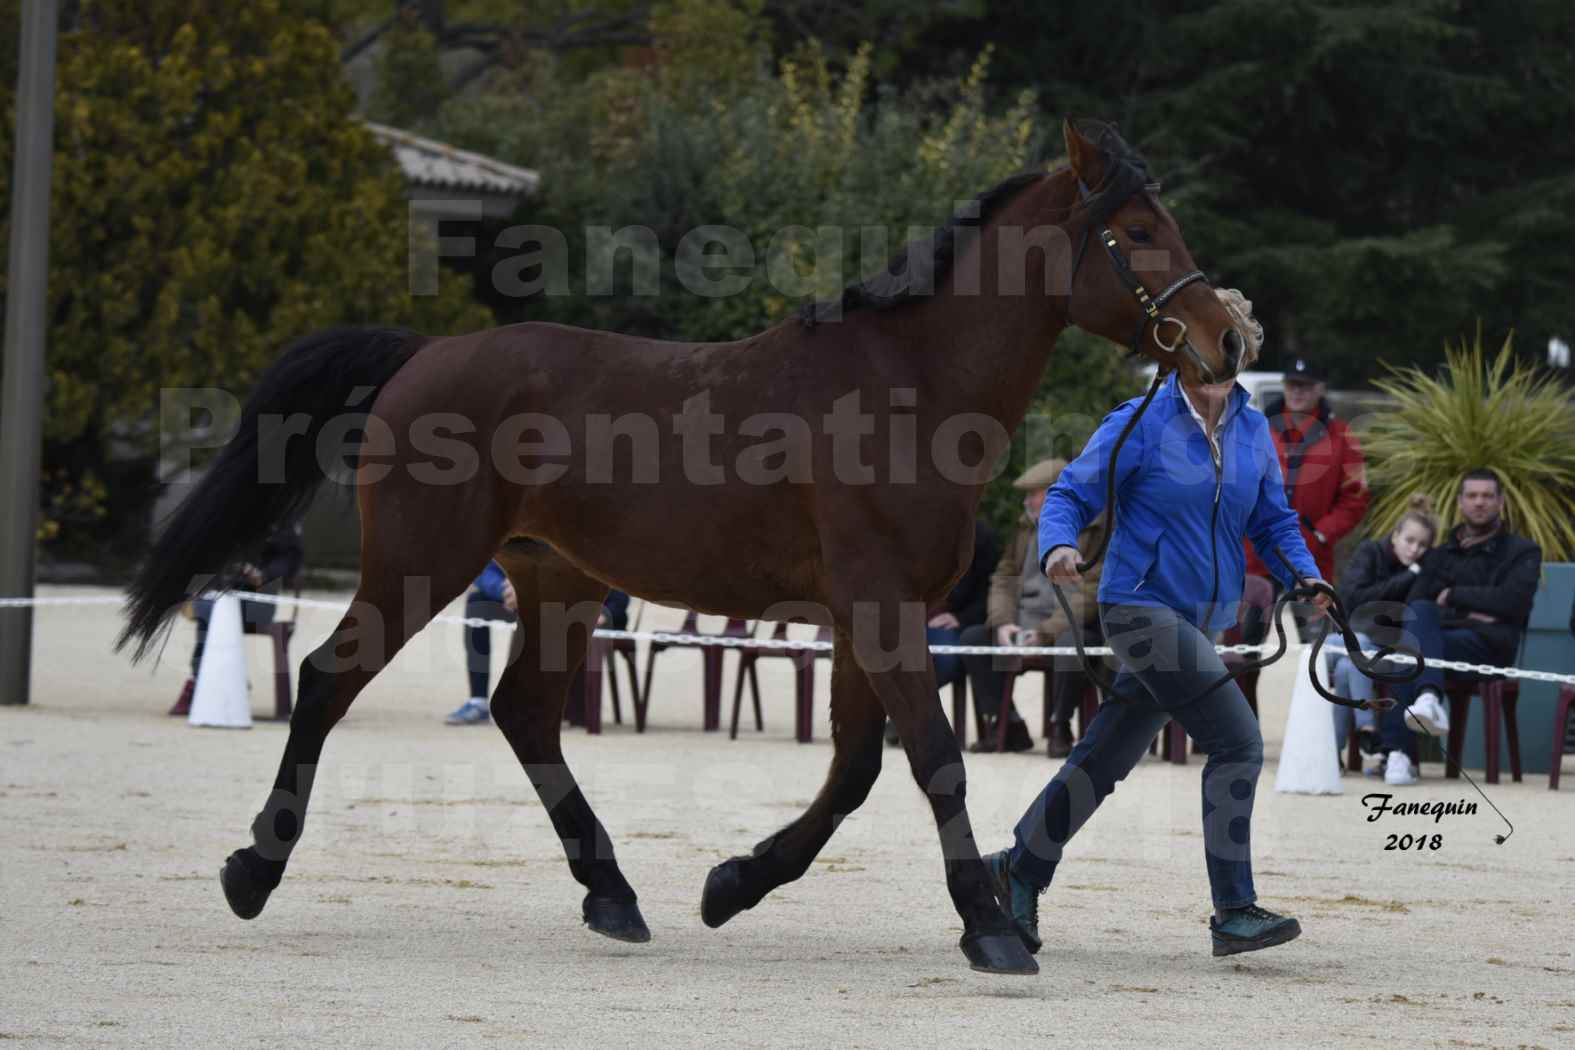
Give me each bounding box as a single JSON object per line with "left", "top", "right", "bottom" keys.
{"left": 446, "top": 560, "right": 631, "bottom": 727}
{"left": 886, "top": 516, "right": 999, "bottom": 747}
{"left": 1376, "top": 470, "right": 1542, "bottom": 785}
{"left": 170, "top": 518, "right": 305, "bottom": 716}
{"left": 1331, "top": 495, "right": 1436, "bottom": 769}
{"left": 445, "top": 561, "right": 517, "bottom": 725}
{"left": 960, "top": 458, "right": 1104, "bottom": 755}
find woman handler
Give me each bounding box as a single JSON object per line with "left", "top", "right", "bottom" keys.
{"left": 986, "top": 290, "right": 1331, "bottom": 959}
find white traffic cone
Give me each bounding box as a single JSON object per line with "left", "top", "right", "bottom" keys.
{"left": 189, "top": 594, "right": 252, "bottom": 729}
{"left": 1274, "top": 647, "right": 1341, "bottom": 794}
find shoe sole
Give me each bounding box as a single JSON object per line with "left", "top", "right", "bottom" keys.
{"left": 1212, "top": 918, "right": 1302, "bottom": 957}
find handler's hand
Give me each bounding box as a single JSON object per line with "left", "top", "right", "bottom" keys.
{"left": 1307, "top": 579, "right": 1333, "bottom": 620}
{"left": 502, "top": 579, "right": 518, "bottom": 614}
{"left": 995, "top": 624, "right": 1023, "bottom": 648}
{"left": 1043, "top": 546, "right": 1082, "bottom": 583}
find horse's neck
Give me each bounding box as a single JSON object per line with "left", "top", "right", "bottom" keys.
{"left": 910, "top": 188, "right": 1075, "bottom": 430}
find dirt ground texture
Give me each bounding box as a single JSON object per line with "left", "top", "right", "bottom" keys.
{"left": 4, "top": 585, "right": 1573, "bottom": 1049}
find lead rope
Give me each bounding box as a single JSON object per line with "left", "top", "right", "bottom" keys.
{"left": 1047, "top": 375, "right": 1512, "bottom": 844}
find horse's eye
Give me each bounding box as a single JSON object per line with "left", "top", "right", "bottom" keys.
{"left": 1127, "top": 227, "right": 1152, "bottom": 244}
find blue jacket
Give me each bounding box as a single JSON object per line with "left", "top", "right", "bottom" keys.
{"left": 1037, "top": 373, "right": 1320, "bottom": 633}
{"left": 473, "top": 561, "right": 510, "bottom": 604}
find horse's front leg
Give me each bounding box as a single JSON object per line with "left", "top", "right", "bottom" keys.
{"left": 843, "top": 591, "right": 1037, "bottom": 976}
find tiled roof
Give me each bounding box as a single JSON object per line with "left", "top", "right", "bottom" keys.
{"left": 363, "top": 120, "right": 540, "bottom": 198}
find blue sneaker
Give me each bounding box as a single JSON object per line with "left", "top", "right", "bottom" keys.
{"left": 1210, "top": 904, "right": 1301, "bottom": 956}
{"left": 984, "top": 849, "right": 1043, "bottom": 954}
{"left": 444, "top": 698, "right": 491, "bottom": 725}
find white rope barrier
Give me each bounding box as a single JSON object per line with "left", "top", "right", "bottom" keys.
{"left": 7, "top": 591, "right": 1575, "bottom": 686}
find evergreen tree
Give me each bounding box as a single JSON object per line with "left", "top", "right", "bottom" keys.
{"left": 0, "top": 0, "right": 489, "bottom": 553}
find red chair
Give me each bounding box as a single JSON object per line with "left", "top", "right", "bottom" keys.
{"left": 729, "top": 621, "right": 831, "bottom": 743}
{"left": 636, "top": 612, "right": 750, "bottom": 732}
{"left": 1443, "top": 677, "right": 1522, "bottom": 784}
{"left": 598, "top": 598, "right": 646, "bottom": 728}
{"left": 1363, "top": 676, "right": 1523, "bottom": 784}
{"left": 576, "top": 631, "right": 641, "bottom": 734}
{"left": 248, "top": 575, "right": 301, "bottom": 721}
{"left": 994, "top": 653, "right": 1102, "bottom": 753}
{"left": 1550, "top": 684, "right": 1575, "bottom": 790}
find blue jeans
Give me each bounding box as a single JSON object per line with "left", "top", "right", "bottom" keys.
{"left": 1008, "top": 603, "right": 1263, "bottom": 910}
{"left": 1327, "top": 632, "right": 1377, "bottom": 751}
{"left": 465, "top": 593, "right": 515, "bottom": 698}
{"left": 1379, "top": 599, "right": 1502, "bottom": 761}
{"left": 927, "top": 625, "right": 964, "bottom": 688}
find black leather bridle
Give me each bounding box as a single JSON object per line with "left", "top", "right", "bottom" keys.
{"left": 1064, "top": 173, "right": 1213, "bottom": 379}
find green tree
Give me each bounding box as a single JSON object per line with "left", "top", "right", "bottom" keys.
{"left": 891, "top": 1, "right": 1575, "bottom": 388}
{"left": 0, "top": 0, "right": 488, "bottom": 555}
{"left": 429, "top": 30, "right": 1130, "bottom": 535}
{"left": 1361, "top": 329, "right": 1575, "bottom": 560}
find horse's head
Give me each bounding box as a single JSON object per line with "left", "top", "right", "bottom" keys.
{"left": 1061, "top": 119, "right": 1246, "bottom": 385}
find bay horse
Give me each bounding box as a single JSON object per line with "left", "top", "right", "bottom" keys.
{"left": 119, "top": 119, "right": 1246, "bottom": 975}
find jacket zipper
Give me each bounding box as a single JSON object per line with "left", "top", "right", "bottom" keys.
{"left": 1202, "top": 410, "right": 1228, "bottom": 628}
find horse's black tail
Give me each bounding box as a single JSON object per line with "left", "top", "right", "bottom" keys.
{"left": 117, "top": 326, "right": 425, "bottom": 662}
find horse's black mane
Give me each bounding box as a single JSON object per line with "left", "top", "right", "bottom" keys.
{"left": 797, "top": 171, "right": 1046, "bottom": 326}
{"left": 798, "top": 120, "right": 1151, "bottom": 326}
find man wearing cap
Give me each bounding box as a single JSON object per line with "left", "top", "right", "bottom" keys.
{"left": 1244, "top": 358, "right": 1369, "bottom": 600}
{"left": 959, "top": 458, "right": 1105, "bottom": 755}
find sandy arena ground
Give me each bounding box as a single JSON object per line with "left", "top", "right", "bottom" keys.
{"left": 3, "top": 584, "right": 1573, "bottom": 1049}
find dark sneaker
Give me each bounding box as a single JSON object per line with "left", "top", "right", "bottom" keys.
{"left": 884, "top": 719, "right": 901, "bottom": 748}
{"left": 969, "top": 718, "right": 1034, "bottom": 753}
{"left": 984, "top": 849, "right": 1043, "bottom": 954}
{"left": 168, "top": 677, "right": 194, "bottom": 717}
{"left": 1210, "top": 904, "right": 1301, "bottom": 957}
{"left": 1003, "top": 719, "right": 1034, "bottom": 753}
{"left": 1046, "top": 721, "right": 1074, "bottom": 758}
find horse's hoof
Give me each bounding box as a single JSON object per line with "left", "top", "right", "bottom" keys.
{"left": 700, "top": 858, "right": 749, "bottom": 928}
{"left": 219, "top": 849, "right": 275, "bottom": 920}
{"left": 582, "top": 895, "right": 651, "bottom": 943}
{"left": 960, "top": 930, "right": 1040, "bottom": 975}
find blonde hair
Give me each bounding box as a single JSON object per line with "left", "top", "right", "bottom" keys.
{"left": 1394, "top": 492, "right": 1438, "bottom": 544}
{"left": 1215, "top": 287, "right": 1263, "bottom": 366}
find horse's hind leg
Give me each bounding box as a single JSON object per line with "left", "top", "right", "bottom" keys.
{"left": 701, "top": 634, "right": 886, "bottom": 926}
{"left": 489, "top": 543, "right": 649, "bottom": 943}
{"left": 218, "top": 540, "right": 484, "bottom": 920}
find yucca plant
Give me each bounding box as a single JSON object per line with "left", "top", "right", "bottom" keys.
{"left": 1360, "top": 328, "right": 1575, "bottom": 562}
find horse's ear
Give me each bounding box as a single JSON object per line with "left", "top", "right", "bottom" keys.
{"left": 1063, "top": 118, "right": 1107, "bottom": 190}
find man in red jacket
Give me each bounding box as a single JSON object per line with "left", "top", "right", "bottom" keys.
{"left": 1245, "top": 357, "right": 1370, "bottom": 593}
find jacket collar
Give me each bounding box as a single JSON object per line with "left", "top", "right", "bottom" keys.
{"left": 1163, "top": 370, "right": 1250, "bottom": 422}
{"left": 1448, "top": 521, "right": 1508, "bottom": 552}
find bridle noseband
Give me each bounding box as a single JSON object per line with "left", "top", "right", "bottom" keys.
{"left": 1064, "top": 175, "right": 1213, "bottom": 378}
